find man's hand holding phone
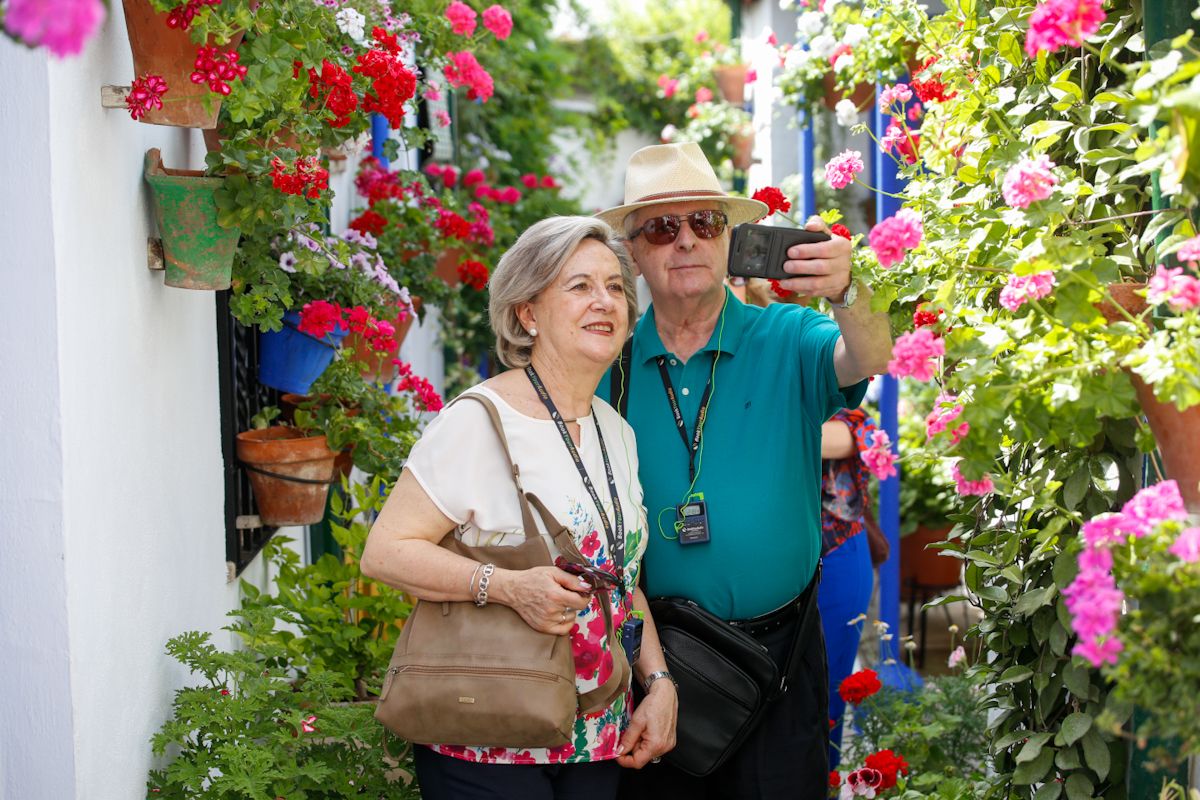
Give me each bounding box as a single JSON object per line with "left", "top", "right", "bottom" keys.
{"left": 778, "top": 216, "right": 852, "bottom": 302}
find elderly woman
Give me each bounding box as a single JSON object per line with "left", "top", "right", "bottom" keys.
{"left": 362, "top": 216, "right": 676, "bottom": 800}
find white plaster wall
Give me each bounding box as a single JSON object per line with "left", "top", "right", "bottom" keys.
{"left": 742, "top": 0, "right": 802, "bottom": 189}
{"left": 0, "top": 44, "right": 77, "bottom": 800}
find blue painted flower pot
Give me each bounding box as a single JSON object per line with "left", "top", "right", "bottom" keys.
{"left": 258, "top": 311, "right": 348, "bottom": 394}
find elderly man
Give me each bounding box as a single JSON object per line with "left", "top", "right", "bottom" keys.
{"left": 597, "top": 142, "right": 893, "bottom": 798}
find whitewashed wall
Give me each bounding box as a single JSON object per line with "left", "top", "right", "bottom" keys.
{"left": 0, "top": 14, "right": 433, "bottom": 799}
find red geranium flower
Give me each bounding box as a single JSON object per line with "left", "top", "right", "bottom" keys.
{"left": 457, "top": 259, "right": 489, "bottom": 291}
{"left": 838, "top": 669, "right": 882, "bottom": 705}
{"left": 831, "top": 223, "right": 852, "bottom": 240}
{"left": 863, "top": 749, "right": 909, "bottom": 789}
{"left": 349, "top": 210, "right": 387, "bottom": 237}
{"left": 829, "top": 770, "right": 841, "bottom": 788}
{"left": 752, "top": 186, "right": 792, "bottom": 217}
{"left": 126, "top": 73, "right": 168, "bottom": 120}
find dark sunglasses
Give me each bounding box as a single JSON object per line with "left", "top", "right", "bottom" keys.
{"left": 629, "top": 210, "right": 729, "bottom": 245}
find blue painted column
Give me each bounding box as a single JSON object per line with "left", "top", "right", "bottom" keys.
{"left": 798, "top": 112, "right": 816, "bottom": 219}
{"left": 873, "top": 82, "right": 906, "bottom": 675}
{"left": 371, "top": 114, "right": 390, "bottom": 168}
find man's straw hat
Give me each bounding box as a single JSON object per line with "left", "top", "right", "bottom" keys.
{"left": 596, "top": 142, "right": 768, "bottom": 232}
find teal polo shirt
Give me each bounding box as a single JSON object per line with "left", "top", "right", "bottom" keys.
{"left": 599, "top": 289, "right": 867, "bottom": 620}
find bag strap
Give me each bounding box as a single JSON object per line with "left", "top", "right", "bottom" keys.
{"left": 609, "top": 337, "right": 633, "bottom": 419}
{"left": 455, "top": 393, "right": 543, "bottom": 540}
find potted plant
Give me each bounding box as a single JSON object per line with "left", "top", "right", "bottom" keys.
{"left": 701, "top": 41, "right": 749, "bottom": 105}
{"left": 235, "top": 406, "right": 337, "bottom": 526}
{"left": 662, "top": 98, "right": 754, "bottom": 170}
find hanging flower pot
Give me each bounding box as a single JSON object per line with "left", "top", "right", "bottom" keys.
{"left": 435, "top": 247, "right": 465, "bottom": 287}
{"left": 822, "top": 72, "right": 875, "bottom": 111}
{"left": 730, "top": 130, "right": 755, "bottom": 170}
{"left": 346, "top": 310, "right": 417, "bottom": 384}
{"left": 713, "top": 63, "right": 749, "bottom": 105}
{"left": 258, "top": 310, "right": 349, "bottom": 395}
{"left": 121, "top": 0, "right": 243, "bottom": 128}
{"left": 143, "top": 148, "right": 239, "bottom": 290}
{"left": 235, "top": 427, "right": 337, "bottom": 526}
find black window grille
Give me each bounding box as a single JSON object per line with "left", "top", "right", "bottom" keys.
{"left": 215, "top": 291, "right": 279, "bottom": 579}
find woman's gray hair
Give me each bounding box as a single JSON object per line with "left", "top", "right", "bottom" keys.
{"left": 489, "top": 216, "right": 637, "bottom": 369}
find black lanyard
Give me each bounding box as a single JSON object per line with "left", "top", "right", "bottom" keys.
{"left": 524, "top": 365, "right": 625, "bottom": 582}
{"left": 655, "top": 355, "right": 714, "bottom": 482}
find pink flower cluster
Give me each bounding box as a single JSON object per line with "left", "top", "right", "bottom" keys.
{"left": 1176, "top": 235, "right": 1200, "bottom": 265}
{"left": 887, "top": 328, "right": 943, "bottom": 381}
{"left": 1146, "top": 264, "right": 1200, "bottom": 311}
{"left": 445, "top": 1, "right": 476, "bottom": 34}
{"left": 1066, "top": 480, "right": 1191, "bottom": 667}
{"left": 998, "top": 270, "right": 1056, "bottom": 312}
{"left": 695, "top": 86, "right": 714, "bottom": 104}
{"left": 3, "top": 0, "right": 105, "bottom": 57}
{"left": 483, "top": 5, "right": 514, "bottom": 40}
{"left": 869, "top": 208, "right": 923, "bottom": 268}
{"left": 950, "top": 461, "right": 994, "bottom": 496}
{"left": 394, "top": 360, "right": 444, "bottom": 411}
{"left": 862, "top": 431, "right": 898, "bottom": 480}
{"left": 126, "top": 74, "right": 169, "bottom": 121}
{"left": 657, "top": 75, "right": 679, "bottom": 98}
{"left": 1002, "top": 155, "right": 1058, "bottom": 208}
{"left": 878, "top": 83, "right": 913, "bottom": 110}
{"left": 1024, "top": 0, "right": 1105, "bottom": 57}
{"left": 444, "top": 51, "right": 494, "bottom": 102}
{"left": 825, "top": 150, "right": 864, "bottom": 190}
{"left": 925, "top": 392, "right": 970, "bottom": 445}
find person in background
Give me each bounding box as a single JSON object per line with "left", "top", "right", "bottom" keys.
{"left": 818, "top": 408, "right": 888, "bottom": 768}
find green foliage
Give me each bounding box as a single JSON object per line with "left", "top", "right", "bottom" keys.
{"left": 897, "top": 380, "right": 960, "bottom": 535}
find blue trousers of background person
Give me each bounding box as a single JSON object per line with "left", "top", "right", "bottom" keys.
{"left": 817, "top": 531, "right": 874, "bottom": 769}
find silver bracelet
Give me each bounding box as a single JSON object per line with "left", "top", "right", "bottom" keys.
{"left": 467, "top": 563, "right": 483, "bottom": 596}
{"left": 474, "top": 563, "right": 495, "bottom": 607}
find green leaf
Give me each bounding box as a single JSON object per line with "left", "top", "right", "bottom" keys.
{"left": 998, "top": 32, "right": 1023, "bottom": 67}
{"left": 1035, "top": 782, "right": 1064, "bottom": 800}
{"left": 1065, "top": 772, "right": 1095, "bottom": 800}
{"left": 1063, "top": 467, "right": 1090, "bottom": 510}
{"left": 1015, "top": 585, "right": 1056, "bottom": 617}
{"left": 999, "top": 665, "right": 1036, "bottom": 684}
{"left": 1013, "top": 745, "right": 1055, "bottom": 784}
{"left": 1016, "top": 731, "right": 1054, "bottom": 762}
{"left": 1060, "top": 711, "right": 1092, "bottom": 745}
{"left": 1063, "top": 663, "right": 1091, "bottom": 699}
{"left": 1080, "top": 728, "right": 1111, "bottom": 781}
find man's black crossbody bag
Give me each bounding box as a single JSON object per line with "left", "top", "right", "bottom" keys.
{"left": 612, "top": 341, "right": 813, "bottom": 777}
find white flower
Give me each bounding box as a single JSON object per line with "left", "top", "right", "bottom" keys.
{"left": 661, "top": 124, "right": 679, "bottom": 142}
{"left": 335, "top": 8, "right": 367, "bottom": 45}
{"left": 842, "top": 23, "right": 868, "bottom": 46}
{"left": 808, "top": 33, "right": 837, "bottom": 60}
{"left": 835, "top": 98, "right": 859, "bottom": 127}
{"left": 779, "top": 0, "right": 796, "bottom": 8}
{"left": 832, "top": 51, "right": 855, "bottom": 72}
{"left": 796, "top": 11, "right": 825, "bottom": 38}
{"left": 782, "top": 47, "right": 811, "bottom": 71}
{"left": 824, "top": 0, "right": 840, "bottom": 14}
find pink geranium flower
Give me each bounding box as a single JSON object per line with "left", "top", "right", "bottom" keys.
{"left": 880, "top": 119, "right": 907, "bottom": 154}
{"left": 657, "top": 75, "right": 679, "bottom": 98}
{"left": 947, "top": 645, "right": 966, "bottom": 668}
{"left": 482, "top": 5, "right": 513, "bottom": 40}
{"left": 1002, "top": 155, "right": 1058, "bottom": 208}
{"left": 1169, "top": 527, "right": 1200, "bottom": 563}
{"left": 998, "top": 270, "right": 1056, "bottom": 312}
{"left": 861, "top": 431, "right": 898, "bottom": 480}
{"left": 925, "top": 393, "right": 969, "bottom": 444}
{"left": 445, "top": 1, "right": 477, "bottom": 35}
{"left": 1176, "top": 235, "right": 1200, "bottom": 265}
{"left": 825, "top": 150, "right": 864, "bottom": 190}
{"left": 695, "top": 86, "right": 714, "bottom": 103}
{"left": 878, "top": 83, "right": 913, "bottom": 110}
{"left": 444, "top": 51, "right": 494, "bottom": 102}
{"left": 951, "top": 461, "right": 994, "bottom": 496}
{"left": 869, "top": 208, "right": 923, "bottom": 268}
{"left": 887, "top": 328, "right": 943, "bottom": 381}
{"left": 1120, "top": 479, "right": 1187, "bottom": 538}
{"left": 1025, "top": 0, "right": 1105, "bottom": 57}
{"left": 3, "top": 0, "right": 105, "bottom": 57}
{"left": 1146, "top": 264, "right": 1200, "bottom": 311}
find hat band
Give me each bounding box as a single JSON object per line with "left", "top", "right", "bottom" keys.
{"left": 631, "top": 189, "right": 726, "bottom": 204}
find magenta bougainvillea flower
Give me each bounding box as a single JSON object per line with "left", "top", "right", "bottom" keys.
{"left": 887, "top": 328, "right": 943, "bottom": 381}
{"left": 824, "top": 150, "right": 864, "bottom": 190}
{"left": 4, "top": 0, "right": 105, "bottom": 57}
{"left": 1024, "top": 0, "right": 1105, "bottom": 57}
{"left": 482, "top": 5, "right": 513, "bottom": 40}
{"left": 998, "top": 270, "right": 1056, "bottom": 311}
{"left": 1002, "top": 155, "right": 1058, "bottom": 208}
{"left": 869, "top": 208, "right": 923, "bottom": 268}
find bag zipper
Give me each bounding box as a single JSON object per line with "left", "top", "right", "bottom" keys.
{"left": 660, "top": 645, "right": 758, "bottom": 710}
{"left": 388, "top": 664, "right": 567, "bottom": 684}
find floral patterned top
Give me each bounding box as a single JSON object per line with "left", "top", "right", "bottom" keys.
{"left": 404, "top": 385, "right": 649, "bottom": 765}
{"left": 821, "top": 408, "right": 877, "bottom": 556}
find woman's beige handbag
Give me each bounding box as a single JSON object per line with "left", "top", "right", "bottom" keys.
{"left": 374, "top": 394, "right": 630, "bottom": 748}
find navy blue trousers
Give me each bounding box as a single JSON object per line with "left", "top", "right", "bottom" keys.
{"left": 414, "top": 745, "right": 622, "bottom": 800}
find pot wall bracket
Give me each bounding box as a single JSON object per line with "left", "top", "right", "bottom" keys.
{"left": 147, "top": 238, "right": 165, "bottom": 271}
{"left": 100, "top": 85, "right": 131, "bottom": 109}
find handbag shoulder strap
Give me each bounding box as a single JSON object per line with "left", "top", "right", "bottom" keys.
{"left": 454, "top": 392, "right": 542, "bottom": 539}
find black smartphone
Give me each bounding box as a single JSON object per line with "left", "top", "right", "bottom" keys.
{"left": 727, "top": 223, "right": 831, "bottom": 281}
{"left": 554, "top": 556, "right": 621, "bottom": 591}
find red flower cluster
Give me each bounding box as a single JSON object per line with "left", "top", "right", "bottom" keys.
{"left": 190, "top": 46, "right": 246, "bottom": 96}
{"left": 863, "top": 749, "right": 909, "bottom": 789}
{"left": 297, "top": 300, "right": 344, "bottom": 339}
{"left": 838, "top": 669, "right": 882, "bottom": 705}
{"left": 751, "top": 186, "right": 791, "bottom": 217}
{"left": 444, "top": 50, "right": 495, "bottom": 102}
{"left": 768, "top": 279, "right": 792, "bottom": 299}
{"left": 912, "top": 305, "right": 943, "bottom": 328}
{"left": 520, "top": 173, "right": 560, "bottom": 190}
{"left": 435, "top": 209, "right": 472, "bottom": 240}
{"left": 165, "top": 0, "right": 220, "bottom": 30}
{"left": 346, "top": 305, "right": 397, "bottom": 353}
{"left": 457, "top": 259, "right": 489, "bottom": 290}
{"left": 831, "top": 223, "right": 852, "bottom": 240}
{"left": 463, "top": 169, "right": 487, "bottom": 186}
{"left": 828, "top": 770, "right": 841, "bottom": 788}
{"left": 349, "top": 209, "right": 388, "bottom": 237}
{"left": 426, "top": 163, "right": 460, "bottom": 187}
{"left": 126, "top": 73, "right": 168, "bottom": 120}
{"left": 306, "top": 59, "right": 358, "bottom": 128}
{"left": 270, "top": 156, "right": 329, "bottom": 200}
{"left": 394, "top": 360, "right": 444, "bottom": 412}
{"left": 911, "top": 57, "right": 957, "bottom": 104}
{"left": 482, "top": 4, "right": 513, "bottom": 40}
{"left": 354, "top": 27, "right": 418, "bottom": 128}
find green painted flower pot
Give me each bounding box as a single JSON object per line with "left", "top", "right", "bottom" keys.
{"left": 143, "top": 148, "right": 240, "bottom": 290}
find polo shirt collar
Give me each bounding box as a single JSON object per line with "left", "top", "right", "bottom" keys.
{"left": 634, "top": 286, "right": 747, "bottom": 364}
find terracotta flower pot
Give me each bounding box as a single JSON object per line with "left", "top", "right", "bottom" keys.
{"left": 346, "top": 311, "right": 416, "bottom": 383}
{"left": 236, "top": 427, "right": 337, "bottom": 526}
{"left": 822, "top": 72, "right": 875, "bottom": 111}
{"left": 143, "top": 148, "right": 239, "bottom": 289}
{"left": 730, "top": 130, "right": 754, "bottom": 170}
{"left": 713, "top": 64, "right": 749, "bottom": 105}
{"left": 900, "top": 524, "right": 960, "bottom": 589}
{"left": 121, "top": 0, "right": 243, "bottom": 128}
{"left": 435, "top": 247, "right": 464, "bottom": 287}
